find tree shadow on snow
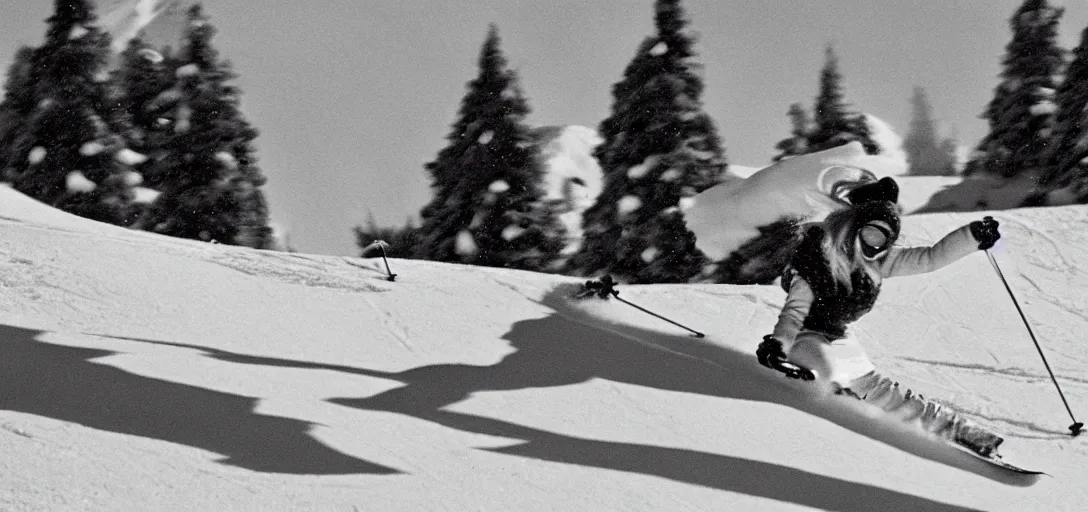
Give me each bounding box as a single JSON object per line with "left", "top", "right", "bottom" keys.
{"left": 88, "top": 318, "right": 974, "bottom": 511}
{"left": 0, "top": 323, "right": 396, "bottom": 476}
{"left": 324, "top": 313, "right": 976, "bottom": 512}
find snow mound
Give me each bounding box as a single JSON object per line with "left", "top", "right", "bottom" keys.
{"left": 685, "top": 142, "right": 899, "bottom": 260}
{"left": 0, "top": 184, "right": 1085, "bottom": 510}
{"left": 862, "top": 113, "right": 909, "bottom": 177}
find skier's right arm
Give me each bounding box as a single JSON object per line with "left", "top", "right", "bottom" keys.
{"left": 771, "top": 276, "right": 815, "bottom": 351}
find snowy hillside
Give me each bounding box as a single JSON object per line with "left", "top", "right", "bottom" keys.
{"left": 1, "top": 184, "right": 1086, "bottom": 511}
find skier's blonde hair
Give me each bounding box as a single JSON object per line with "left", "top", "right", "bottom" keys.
{"left": 819, "top": 205, "right": 882, "bottom": 293}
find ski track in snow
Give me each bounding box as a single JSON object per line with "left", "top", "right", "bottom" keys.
{"left": 898, "top": 357, "right": 1088, "bottom": 387}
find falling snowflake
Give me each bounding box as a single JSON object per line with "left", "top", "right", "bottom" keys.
{"left": 488, "top": 180, "right": 510, "bottom": 193}
{"left": 659, "top": 168, "right": 681, "bottom": 182}
{"left": 650, "top": 42, "right": 668, "bottom": 56}
{"left": 28, "top": 147, "right": 46, "bottom": 165}
{"left": 138, "top": 48, "right": 164, "bottom": 64}
{"left": 122, "top": 171, "right": 144, "bottom": 187}
{"left": 627, "top": 155, "right": 660, "bottom": 179}
{"left": 176, "top": 64, "right": 200, "bottom": 78}
{"left": 617, "top": 195, "right": 643, "bottom": 217}
{"left": 113, "top": 149, "right": 148, "bottom": 166}
{"left": 175, "top": 104, "right": 192, "bottom": 133}
{"left": 80, "top": 142, "right": 105, "bottom": 156}
{"left": 1030, "top": 101, "right": 1056, "bottom": 116}
{"left": 469, "top": 211, "right": 486, "bottom": 229}
{"left": 501, "top": 225, "right": 526, "bottom": 241}
{"left": 215, "top": 151, "right": 238, "bottom": 170}
{"left": 455, "top": 230, "right": 478, "bottom": 256}
{"left": 679, "top": 197, "right": 696, "bottom": 211}
{"left": 478, "top": 131, "right": 495, "bottom": 144}
{"left": 66, "top": 171, "right": 96, "bottom": 193}
{"left": 640, "top": 247, "right": 659, "bottom": 263}
{"left": 69, "top": 25, "right": 89, "bottom": 40}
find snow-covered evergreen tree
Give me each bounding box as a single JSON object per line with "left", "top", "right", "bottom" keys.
{"left": 355, "top": 214, "right": 420, "bottom": 259}
{"left": 710, "top": 217, "right": 803, "bottom": 285}
{"left": 113, "top": 35, "right": 177, "bottom": 189}
{"left": 7, "top": 0, "right": 140, "bottom": 225}
{"left": 904, "top": 87, "right": 957, "bottom": 176}
{"left": 772, "top": 103, "right": 810, "bottom": 161}
{"left": 1038, "top": 25, "right": 1088, "bottom": 195}
{"left": 806, "top": 46, "right": 880, "bottom": 155}
{"left": 415, "top": 24, "right": 566, "bottom": 271}
{"left": 0, "top": 46, "right": 37, "bottom": 181}
{"left": 139, "top": 4, "right": 273, "bottom": 248}
{"left": 567, "top": 0, "right": 727, "bottom": 283}
{"left": 966, "top": 0, "right": 1064, "bottom": 178}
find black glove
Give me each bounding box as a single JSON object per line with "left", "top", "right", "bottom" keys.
{"left": 969, "top": 216, "right": 1001, "bottom": 250}
{"left": 757, "top": 335, "right": 815, "bottom": 381}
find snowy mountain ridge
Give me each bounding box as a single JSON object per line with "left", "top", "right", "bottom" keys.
{"left": 0, "top": 183, "right": 1086, "bottom": 510}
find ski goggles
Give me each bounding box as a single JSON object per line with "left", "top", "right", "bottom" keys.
{"left": 858, "top": 221, "right": 894, "bottom": 258}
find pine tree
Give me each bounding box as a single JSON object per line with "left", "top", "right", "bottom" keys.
{"left": 806, "top": 46, "right": 880, "bottom": 155}
{"left": 113, "top": 35, "right": 177, "bottom": 189}
{"left": 567, "top": 0, "right": 727, "bottom": 283}
{"left": 0, "top": 46, "right": 37, "bottom": 181}
{"left": 7, "top": 0, "right": 139, "bottom": 225}
{"left": 415, "top": 25, "right": 566, "bottom": 271}
{"left": 355, "top": 214, "right": 420, "bottom": 258}
{"left": 965, "top": 0, "right": 1064, "bottom": 178}
{"left": 1039, "top": 25, "right": 1088, "bottom": 193}
{"left": 710, "top": 217, "right": 803, "bottom": 284}
{"left": 904, "top": 87, "right": 957, "bottom": 176}
{"left": 139, "top": 4, "right": 273, "bottom": 248}
{"left": 938, "top": 137, "right": 960, "bottom": 174}
{"left": 772, "top": 103, "right": 810, "bottom": 161}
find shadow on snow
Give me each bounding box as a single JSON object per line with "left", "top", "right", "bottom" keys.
{"left": 86, "top": 314, "right": 971, "bottom": 511}
{"left": 0, "top": 323, "right": 396, "bottom": 476}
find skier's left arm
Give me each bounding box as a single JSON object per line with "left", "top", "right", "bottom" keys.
{"left": 879, "top": 217, "right": 1001, "bottom": 278}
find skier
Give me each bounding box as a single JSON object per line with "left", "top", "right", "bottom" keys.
{"left": 757, "top": 176, "right": 1005, "bottom": 458}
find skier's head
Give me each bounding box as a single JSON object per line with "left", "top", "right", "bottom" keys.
{"left": 820, "top": 199, "right": 901, "bottom": 289}
{"left": 845, "top": 177, "right": 899, "bottom": 206}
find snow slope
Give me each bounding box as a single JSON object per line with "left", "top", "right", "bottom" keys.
{"left": 1, "top": 185, "right": 1086, "bottom": 511}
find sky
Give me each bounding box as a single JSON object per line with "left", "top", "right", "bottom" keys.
{"left": 2, "top": 1, "right": 1088, "bottom": 256}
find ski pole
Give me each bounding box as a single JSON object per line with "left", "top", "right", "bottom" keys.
{"left": 986, "top": 249, "right": 1083, "bottom": 436}
{"left": 376, "top": 243, "right": 397, "bottom": 282}
{"left": 582, "top": 276, "right": 705, "bottom": 338}
{"left": 363, "top": 240, "right": 398, "bottom": 281}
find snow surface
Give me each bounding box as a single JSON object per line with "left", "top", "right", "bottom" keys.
{"left": 1, "top": 184, "right": 1086, "bottom": 510}
{"left": 862, "top": 113, "right": 909, "bottom": 176}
